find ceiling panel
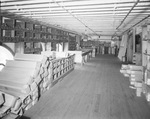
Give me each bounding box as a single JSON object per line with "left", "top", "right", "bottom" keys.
{"left": 1, "top": 0, "right": 150, "bottom": 39}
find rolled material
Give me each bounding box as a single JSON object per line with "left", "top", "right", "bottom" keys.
{"left": 25, "top": 102, "right": 32, "bottom": 111}
{"left": 12, "top": 98, "right": 22, "bottom": 112}
{"left": 14, "top": 53, "right": 43, "bottom": 62}
{"left": 0, "top": 91, "right": 19, "bottom": 117}
{"left": 0, "top": 80, "right": 31, "bottom": 94}
{"left": 0, "top": 53, "right": 75, "bottom": 118}
{"left": 0, "top": 92, "right": 4, "bottom": 106}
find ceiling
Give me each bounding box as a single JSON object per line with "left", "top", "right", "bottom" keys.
{"left": 1, "top": 0, "right": 150, "bottom": 40}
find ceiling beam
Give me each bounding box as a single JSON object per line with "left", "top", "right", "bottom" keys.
{"left": 2, "top": 4, "right": 150, "bottom": 12}
{"left": 116, "top": 0, "right": 139, "bottom": 29}
{"left": 123, "top": 14, "right": 150, "bottom": 34}
{"left": 1, "top": 0, "right": 150, "bottom": 7}
{"left": 6, "top": 8, "right": 150, "bottom": 15}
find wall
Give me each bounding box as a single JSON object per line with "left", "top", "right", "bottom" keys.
{"left": 3, "top": 43, "right": 15, "bottom": 54}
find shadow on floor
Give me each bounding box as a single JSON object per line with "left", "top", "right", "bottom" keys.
{"left": 20, "top": 116, "right": 30, "bottom": 119}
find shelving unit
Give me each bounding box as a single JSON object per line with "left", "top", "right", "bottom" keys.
{"left": 119, "top": 23, "right": 150, "bottom": 103}
{"left": 141, "top": 24, "right": 150, "bottom": 102}
{"left": 51, "top": 54, "right": 75, "bottom": 85}
{"left": 0, "top": 11, "right": 80, "bottom": 53}
{"left": 24, "top": 42, "right": 42, "bottom": 54}
{"left": 68, "top": 34, "right": 76, "bottom": 51}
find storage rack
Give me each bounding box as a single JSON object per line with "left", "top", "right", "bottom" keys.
{"left": 141, "top": 24, "right": 150, "bottom": 101}
{"left": 68, "top": 34, "right": 76, "bottom": 51}
{"left": 51, "top": 54, "right": 75, "bottom": 85}
{"left": 0, "top": 17, "right": 68, "bottom": 42}
{"left": 0, "top": 11, "right": 78, "bottom": 52}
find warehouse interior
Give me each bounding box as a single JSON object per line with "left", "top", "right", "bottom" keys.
{"left": 0, "top": 0, "right": 150, "bottom": 119}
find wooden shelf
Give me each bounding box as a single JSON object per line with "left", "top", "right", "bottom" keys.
{"left": 0, "top": 12, "right": 77, "bottom": 43}
{"left": 141, "top": 24, "right": 150, "bottom": 101}
{"left": 51, "top": 55, "right": 75, "bottom": 84}
{"left": 69, "top": 35, "right": 76, "bottom": 51}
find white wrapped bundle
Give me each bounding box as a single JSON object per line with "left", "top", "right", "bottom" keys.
{"left": 134, "top": 82, "right": 143, "bottom": 88}
{"left": 55, "top": 52, "right": 69, "bottom": 58}
{"left": 48, "top": 68, "right": 52, "bottom": 78}
{"left": 38, "top": 80, "right": 44, "bottom": 94}
{"left": 46, "top": 85, "right": 51, "bottom": 90}
{"left": 11, "top": 98, "right": 22, "bottom": 114}
{"left": 121, "top": 64, "right": 129, "bottom": 70}
{"left": 5, "top": 60, "right": 38, "bottom": 69}
{"left": 31, "top": 92, "right": 39, "bottom": 106}
{"left": 2, "top": 113, "right": 19, "bottom": 119}
{"left": 34, "top": 75, "right": 43, "bottom": 85}
{"left": 22, "top": 95, "right": 32, "bottom": 107}
{"left": 120, "top": 69, "right": 127, "bottom": 74}
{"left": 0, "top": 91, "right": 19, "bottom": 117}
{"left": 142, "top": 82, "right": 147, "bottom": 94}
{"left": 41, "top": 56, "right": 49, "bottom": 67}
{"left": 41, "top": 51, "right": 55, "bottom": 58}
{"left": 14, "top": 53, "right": 43, "bottom": 62}
{"left": 43, "top": 78, "right": 51, "bottom": 89}
{"left": 130, "top": 77, "right": 142, "bottom": 82}
{"left": 39, "top": 67, "right": 44, "bottom": 76}
{"left": 127, "top": 70, "right": 142, "bottom": 75}
{"left": 4, "top": 60, "right": 42, "bottom": 79}
{"left": 32, "top": 97, "right": 38, "bottom": 106}
{"left": 30, "top": 82, "right": 37, "bottom": 91}
{"left": 25, "top": 102, "right": 32, "bottom": 111}
{"left": 0, "top": 92, "right": 4, "bottom": 106}
{"left": 0, "top": 80, "right": 30, "bottom": 94}
{"left": 120, "top": 64, "right": 143, "bottom": 82}
{"left": 136, "top": 87, "right": 142, "bottom": 97}
{"left": 30, "top": 82, "right": 39, "bottom": 100}
{"left": 123, "top": 73, "right": 130, "bottom": 77}
{"left": 0, "top": 69, "right": 34, "bottom": 86}
{"left": 32, "top": 97, "right": 38, "bottom": 105}
{"left": 32, "top": 91, "right": 38, "bottom": 101}
{"left": 130, "top": 73, "right": 143, "bottom": 81}
{"left": 128, "top": 64, "right": 143, "bottom": 71}
{"left": 40, "top": 74, "right": 44, "bottom": 81}
{"left": 146, "top": 70, "right": 150, "bottom": 85}
{"left": 44, "top": 71, "right": 49, "bottom": 79}
{"left": 121, "top": 64, "right": 143, "bottom": 72}
{"left": 146, "top": 93, "right": 150, "bottom": 102}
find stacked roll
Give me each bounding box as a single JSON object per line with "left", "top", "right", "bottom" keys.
{"left": 0, "top": 52, "right": 75, "bottom": 118}
{"left": 0, "top": 53, "right": 54, "bottom": 118}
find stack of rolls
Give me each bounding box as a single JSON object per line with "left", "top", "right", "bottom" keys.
{"left": 0, "top": 52, "right": 75, "bottom": 118}
{"left": 0, "top": 53, "right": 54, "bottom": 118}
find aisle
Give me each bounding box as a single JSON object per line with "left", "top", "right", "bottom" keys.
{"left": 23, "top": 55, "right": 150, "bottom": 119}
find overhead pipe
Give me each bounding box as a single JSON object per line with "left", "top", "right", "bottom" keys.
{"left": 52, "top": 0, "right": 100, "bottom": 37}
{"left": 116, "top": 0, "right": 139, "bottom": 30}
{"left": 122, "top": 14, "right": 150, "bottom": 34}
